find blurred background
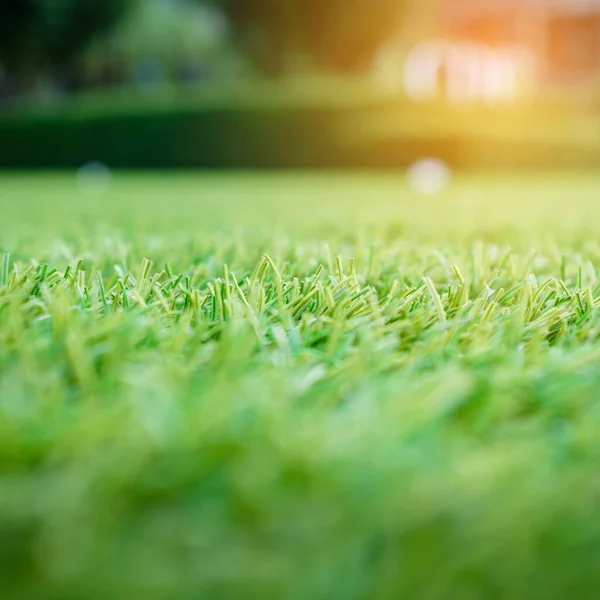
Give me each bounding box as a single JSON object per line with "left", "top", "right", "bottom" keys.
{"left": 1, "top": 0, "right": 599, "bottom": 170}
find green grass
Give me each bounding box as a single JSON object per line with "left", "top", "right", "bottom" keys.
{"left": 2, "top": 171, "right": 600, "bottom": 600}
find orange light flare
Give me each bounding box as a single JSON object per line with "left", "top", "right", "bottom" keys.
{"left": 357, "top": 4, "right": 599, "bottom": 169}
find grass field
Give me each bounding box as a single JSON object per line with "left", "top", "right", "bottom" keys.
{"left": 2, "top": 171, "right": 600, "bottom": 599}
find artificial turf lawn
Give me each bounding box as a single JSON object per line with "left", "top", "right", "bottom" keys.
{"left": 2, "top": 171, "right": 600, "bottom": 599}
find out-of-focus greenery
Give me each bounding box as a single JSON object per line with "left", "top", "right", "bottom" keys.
{"left": 0, "top": 85, "right": 598, "bottom": 169}
{"left": 1, "top": 0, "right": 600, "bottom": 170}
{"left": 0, "top": 0, "right": 129, "bottom": 82}
{"left": 3, "top": 172, "right": 600, "bottom": 599}
{"left": 0, "top": 0, "right": 434, "bottom": 95}
{"left": 81, "top": 0, "right": 245, "bottom": 88}
{"left": 203, "top": 0, "right": 426, "bottom": 75}
{"left": 0, "top": 0, "right": 245, "bottom": 95}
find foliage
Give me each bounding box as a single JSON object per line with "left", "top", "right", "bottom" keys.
{"left": 81, "top": 0, "right": 240, "bottom": 87}
{"left": 204, "top": 0, "right": 411, "bottom": 75}
{"left": 0, "top": 0, "right": 129, "bottom": 76}
{"left": 1, "top": 88, "right": 595, "bottom": 169}
{"left": 2, "top": 172, "right": 600, "bottom": 598}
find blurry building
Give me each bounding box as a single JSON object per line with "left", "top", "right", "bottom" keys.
{"left": 374, "top": 0, "right": 600, "bottom": 103}
{"left": 444, "top": 0, "right": 600, "bottom": 90}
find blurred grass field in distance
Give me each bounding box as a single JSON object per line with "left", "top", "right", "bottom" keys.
{"left": 4, "top": 170, "right": 600, "bottom": 241}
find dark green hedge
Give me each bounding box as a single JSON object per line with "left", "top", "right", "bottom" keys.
{"left": 1, "top": 100, "right": 598, "bottom": 169}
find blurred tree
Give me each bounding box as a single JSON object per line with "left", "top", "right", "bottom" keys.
{"left": 0, "top": 0, "right": 129, "bottom": 84}
{"left": 202, "top": 0, "right": 413, "bottom": 75}
{"left": 81, "top": 0, "right": 238, "bottom": 88}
